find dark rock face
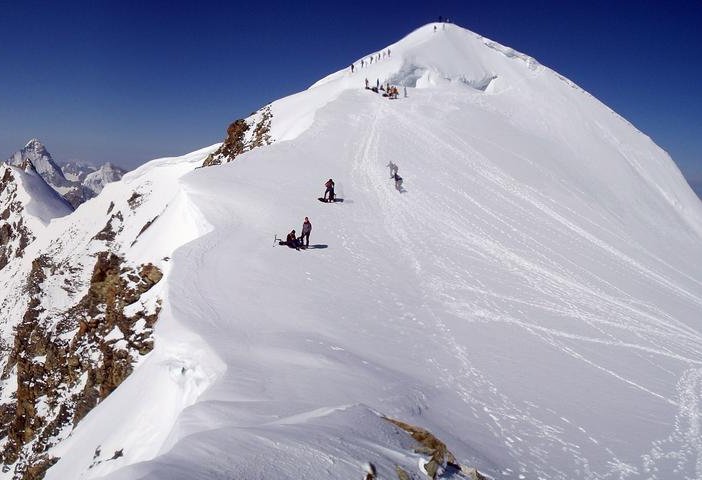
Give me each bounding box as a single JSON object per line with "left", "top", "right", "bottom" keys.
{"left": 202, "top": 105, "right": 273, "bottom": 167}
{"left": 0, "top": 168, "right": 35, "bottom": 272}
{"left": 0, "top": 151, "right": 159, "bottom": 479}
{"left": 0, "top": 251, "right": 162, "bottom": 479}
{"left": 383, "top": 417, "right": 486, "bottom": 480}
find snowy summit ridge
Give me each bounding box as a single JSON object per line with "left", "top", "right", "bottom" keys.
{"left": 1, "top": 23, "right": 702, "bottom": 480}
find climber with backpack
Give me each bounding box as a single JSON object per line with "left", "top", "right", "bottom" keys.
{"left": 323, "top": 178, "right": 335, "bottom": 202}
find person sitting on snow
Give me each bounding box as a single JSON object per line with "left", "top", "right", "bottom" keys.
{"left": 285, "top": 229, "right": 301, "bottom": 250}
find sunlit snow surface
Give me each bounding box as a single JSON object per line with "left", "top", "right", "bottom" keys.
{"left": 43, "top": 24, "right": 702, "bottom": 480}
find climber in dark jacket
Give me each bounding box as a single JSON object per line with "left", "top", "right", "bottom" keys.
{"left": 285, "top": 229, "right": 301, "bottom": 250}
{"left": 324, "top": 178, "right": 335, "bottom": 202}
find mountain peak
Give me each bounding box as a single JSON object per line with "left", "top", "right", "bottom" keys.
{"left": 24, "top": 137, "right": 46, "bottom": 151}
{"left": 7, "top": 138, "right": 69, "bottom": 190}
{"left": 310, "top": 22, "right": 537, "bottom": 95}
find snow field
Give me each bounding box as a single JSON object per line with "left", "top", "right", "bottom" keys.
{"left": 35, "top": 23, "right": 702, "bottom": 480}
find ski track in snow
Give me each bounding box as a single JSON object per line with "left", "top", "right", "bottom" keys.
{"left": 347, "top": 90, "right": 702, "bottom": 478}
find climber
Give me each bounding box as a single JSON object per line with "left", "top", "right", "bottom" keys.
{"left": 387, "top": 161, "right": 398, "bottom": 178}
{"left": 300, "top": 217, "right": 312, "bottom": 248}
{"left": 394, "top": 173, "right": 403, "bottom": 191}
{"left": 365, "top": 78, "right": 369, "bottom": 89}
{"left": 351, "top": 64, "right": 355, "bottom": 73}
{"left": 324, "top": 178, "right": 335, "bottom": 202}
{"left": 279, "top": 229, "right": 301, "bottom": 250}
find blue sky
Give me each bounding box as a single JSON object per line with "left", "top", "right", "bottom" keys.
{"left": 1, "top": 0, "right": 700, "bottom": 187}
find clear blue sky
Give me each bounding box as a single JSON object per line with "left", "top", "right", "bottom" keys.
{"left": 1, "top": 0, "right": 700, "bottom": 186}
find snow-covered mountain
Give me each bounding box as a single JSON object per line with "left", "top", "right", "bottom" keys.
{"left": 5, "top": 141, "right": 126, "bottom": 208}
{"left": 0, "top": 163, "right": 72, "bottom": 270}
{"left": 82, "top": 163, "right": 127, "bottom": 199}
{"left": 7, "top": 139, "right": 70, "bottom": 190}
{"left": 691, "top": 180, "right": 702, "bottom": 199}
{"left": 61, "top": 160, "right": 98, "bottom": 183}
{"left": 1, "top": 23, "right": 702, "bottom": 480}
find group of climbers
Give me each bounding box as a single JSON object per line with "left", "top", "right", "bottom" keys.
{"left": 282, "top": 216, "right": 312, "bottom": 251}
{"left": 365, "top": 79, "right": 403, "bottom": 99}
{"left": 278, "top": 165, "right": 404, "bottom": 251}
{"left": 350, "top": 49, "right": 391, "bottom": 73}
{"left": 278, "top": 179, "right": 336, "bottom": 250}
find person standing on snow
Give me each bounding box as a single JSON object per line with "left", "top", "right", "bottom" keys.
{"left": 324, "top": 178, "right": 335, "bottom": 202}
{"left": 300, "top": 217, "right": 312, "bottom": 248}
{"left": 351, "top": 64, "right": 355, "bottom": 73}
{"left": 365, "top": 78, "right": 369, "bottom": 89}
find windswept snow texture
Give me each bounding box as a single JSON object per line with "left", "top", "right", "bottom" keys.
{"left": 45, "top": 24, "right": 702, "bottom": 480}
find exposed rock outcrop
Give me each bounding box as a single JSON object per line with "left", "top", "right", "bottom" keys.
{"left": 202, "top": 105, "right": 273, "bottom": 167}
{"left": 0, "top": 251, "right": 162, "bottom": 479}
{"left": 383, "top": 417, "right": 486, "bottom": 480}
{"left": 0, "top": 168, "right": 37, "bottom": 271}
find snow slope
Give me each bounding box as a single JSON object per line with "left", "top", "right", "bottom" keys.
{"left": 38, "top": 23, "right": 702, "bottom": 480}
{"left": 3, "top": 164, "right": 72, "bottom": 227}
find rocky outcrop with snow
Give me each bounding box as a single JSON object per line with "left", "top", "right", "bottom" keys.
{"left": 2, "top": 22, "right": 702, "bottom": 480}
{"left": 0, "top": 164, "right": 71, "bottom": 271}
{"left": 0, "top": 150, "right": 198, "bottom": 478}
{"left": 202, "top": 105, "right": 273, "bottom": 167}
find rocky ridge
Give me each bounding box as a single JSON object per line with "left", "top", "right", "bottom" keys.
{"left": 0, "top": 157, "right": 177, "bottom": 479}
{"left": 202, "top": 105, "right": 273, "bottom": 167}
